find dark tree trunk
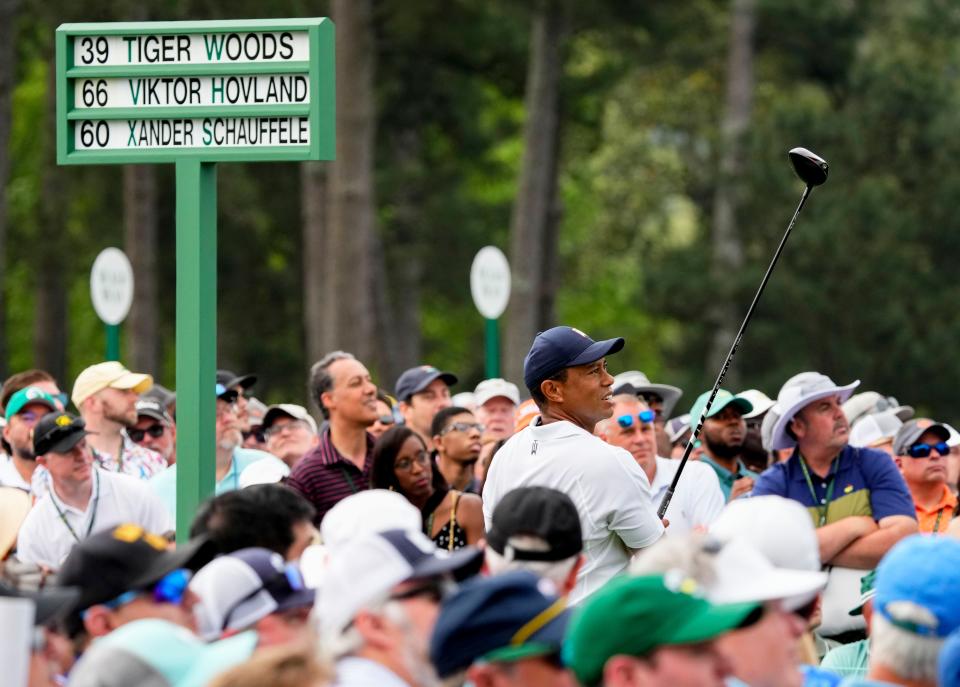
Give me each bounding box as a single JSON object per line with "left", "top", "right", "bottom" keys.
{"left": 301, "top": 161, "right": 328, "bottom": 366}
{"left": 0, "top": 0, "right": 20, "bottom": 378}
{"left": 123, "top": 165, "right": 159, "bottom": 372}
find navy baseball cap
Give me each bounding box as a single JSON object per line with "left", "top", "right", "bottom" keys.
{"left": 395, "top": 365, "right": 458, "bottom": 402}
{"left": 523, "top": 326, "right": 624, "bottom": 392}
{"left": 430, "top": 571, "right": 571, "bottom": 677}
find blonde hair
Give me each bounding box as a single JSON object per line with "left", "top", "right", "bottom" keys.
{"left": 208, "top": 644, "right": 331, "bottom": 687}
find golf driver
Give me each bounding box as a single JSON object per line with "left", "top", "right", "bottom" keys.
{"left": 657, "top": 147, "right": 828, "bottom": 518}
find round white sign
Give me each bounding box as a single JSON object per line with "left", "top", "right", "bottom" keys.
{"left": 90, "top": 248, "right": 134, "bottom": 325}
{"left": 470, "top": 246, "right": 511, "bottom": 319}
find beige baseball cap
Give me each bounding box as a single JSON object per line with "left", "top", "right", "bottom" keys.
{"left": 72, "top": 361, "right": 153, "bottom": 407}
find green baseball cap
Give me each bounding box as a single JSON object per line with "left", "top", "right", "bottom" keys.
{"left": 563, "top": 574, "right": 759, "bottom": 686}
{"left": 688, "top": 389, "right": 753, "bottom": 425}
{"left": 4, "top": 387, "right": 57, "bottom": 421}
{"left": 849, "top": 569, "right": 877, "bottom": 616}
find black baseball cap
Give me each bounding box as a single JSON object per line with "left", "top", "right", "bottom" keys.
{"left": 32, "top": 412, "right": 92, "bottom": 456}
{"left": 216, "top": 369, "right": 257, "bottom": 391}
{"left": 395, "top": 365, "right": 458, "bottom": 402}
{"left": 523, "top": 326, "right": 624, "bottom": 393}
{"left": 57, "top": 524, "right": 215, "bottom": 619}
{"left": 487, "top": 486, "right": 582, "bottom": 561}
{"left": 430, "top": 570, "right": 571, "bottom": 678}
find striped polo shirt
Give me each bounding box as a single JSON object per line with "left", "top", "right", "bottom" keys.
{"left": 752, "top": 444, "right": 916, "bottom": 526}
{"left": 286, "top": 427, "right": 375, "bottom": 525}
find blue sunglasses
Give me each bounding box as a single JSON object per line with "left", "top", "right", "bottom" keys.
{"left": 907, "top": 442, "right": 950, "bottom": 459}
{"left": 84, "top": 568, "right": 191, "bottom": 617}
{"left": 617, "top": 410, "right": 656, "bottom": 429}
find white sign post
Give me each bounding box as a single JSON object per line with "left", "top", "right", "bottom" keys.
{"left": 90, "top": 247, "right": 134, "bottom": 360}
{"left": 470, "top": 246, "right": 511, "bottom": 377}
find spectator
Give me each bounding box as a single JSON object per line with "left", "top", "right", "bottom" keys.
{"left": 849, "top": 409, "right": 902, "bottom": 456}
{"left": 596, "top": 394, "right": 724, "bottom": 535}
{"left": 612, "top": 370, "right": 683, "bottom": 456}
{"left": 739, "top": 389, "right": 778, "bottom": 473}
{"left": 892, "top": 419, "right": 957, "bottom": 533}
{"left": 430, "top": 571, "right": 576, "bottom": 687}
{"left": 130, "top": 399, "right": 176, "bottom": 466}
{"left": 687, "top": 389, "right": 757, "bottom": 501}
{"left": 217, "top": 369, "right": 258, "bottom": 433}
{"left": 843, "top": 391, "right": 913, "bottom": 427}
{"left": 820, "top": 570, "right": 875, "bottom": 678}
{"left": 258, "top": 404, "right": 319, "bottom": 468}
{"left": 431, "top": 406, "right": 483, "bottom": 492}
{"left": 190, "top": 484, "right": 317, "bottom": 561}
{"left": 16, "top": 413, "right": 172, "bottom": 568}
{"left": 149, "top": 385, "right": 282, "bottom": 519}
{"left": 316, "top": 528, "right": 482, "bottom": 687}
{"left": 241, "top": 397, "right": 268, "bottom": 451}
{"left": 395, "top": 365, "right": 457, "bottom": 451}
{"left": 858, "top": 535, "right": 960, "bottom": 687}
{"left": 189, "top": 548, "right": 315, "bottom": 646}
{"left": 72, "top": 361, "right": 166, "bottom": 480}
{"left": 483, "top": 326, "right": 663, "bottom": 603}
{"left": 563, "top": 573, "right": 759, "bottom": 687}
{"left": 370, "top": 426, "right": 483, "bottom": 549}
{"left": 369, "top": 390, "right": 398, "bottom": 440}
{"left": 142, "top": 383, "right": 176, "bottom": 421}
{"left": 286, "top": 351, "right": 379, "bottom": 525}
{"left": 484, "top": 486, "right": 584, "bottom": 595}
{"left": 319, "top": 488, "right": 423, "bottom": 551}
{"left": 631, "top": 533, "right": 828, "bottom": 687}
{"left": 65, "top": 618, "right": 257, "bottom": 687}
{"left": 0, "top": 387, "right": 57, "bottom": 492}
{"left": 0, "top": 369, "right": 64, "bottom": 412}
{"left": 55, "top": 524, "right": 214, "bottom": 652}
{"left": 756, "top": 372, "right": 917, "bottom": 637}
{"left": 472, "top": 378, "right": 520, "bottom": 441}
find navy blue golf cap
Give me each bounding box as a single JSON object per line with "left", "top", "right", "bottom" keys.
{"left": 523, "top": 326, "right": 625, "bottom": 393}
{"left": 430, "top": 570, "right": 571, "bottom": 678}
{"left": 395, "top": 365, "right": 459, "bottom": 402}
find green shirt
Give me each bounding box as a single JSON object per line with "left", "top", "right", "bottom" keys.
{"left": 700, "top": 455, "right": 758, "bottom": 501}
{"left": 820, "top": 638, "right": 868, "bottom": 678}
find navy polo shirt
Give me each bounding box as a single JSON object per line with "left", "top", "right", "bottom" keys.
{"left": 752, "top": 444, "right": 916, "bottom": 527}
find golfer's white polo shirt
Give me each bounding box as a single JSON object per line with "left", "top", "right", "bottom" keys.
{"left": 483, "top": 418, "right": 664, "bottom": 603}
{"left": 647, "top": 457, "right": 725, "bottom": 536}
{"left": 17, "top": 467, "right": 173, "bottom": 569}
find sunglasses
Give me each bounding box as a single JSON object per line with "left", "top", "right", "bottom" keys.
{"left": 376, "top": 414, "right": 396, "bottom": 425}
{"left": 616, "top": 410, "right": 656, "bottom": 429}
{"left": 242, "top": 429, "right": 266, "bottom": 443}
{"left": 439, "top": 421, "right": 485, "bottom": 436}
{"left": 87, "top": 568, "right": 191, "bottom": 617}
{"left": 128, "top": 424, "right": 165, "bottom": 442}
{"left": 907, "top": 442, "right": 950, "bottom": 459}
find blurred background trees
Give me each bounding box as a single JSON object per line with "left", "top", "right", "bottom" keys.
{"left": 4, "top": 0, "right": 960, "bottom": 418}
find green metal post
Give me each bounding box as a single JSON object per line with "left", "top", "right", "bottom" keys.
{"left": 485, "top": 318, "right": 500, "bottom": 379}
{"left": 175, "top": 159, "right": 217, "bottom": 543}
{"left": 105, "top": 324, "right": 120, "bottom": 361}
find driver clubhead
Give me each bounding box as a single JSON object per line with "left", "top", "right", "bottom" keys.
{"left": 789, "top": 147, "right": 828, "bottom": 187}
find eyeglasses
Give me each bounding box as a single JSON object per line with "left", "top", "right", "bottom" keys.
{"left": 907, "top": 442, "right": 950, "bottom": 459}
{"left": 375, "top": 414, "right": 396, "bottom": 425}
{"left": 264, "top": 420, "right": 310, "bottom": 439}
{"left": 395, "top": 450, "right": 430, "bottom": 472}
{"left": 439, "top": 421, "right": 485, "bottom": 436}
{"left": 221, "top": 563, "right": 306, "bottom": 630}
{"left": 85, "top": 568, "right": 191, "bottom": 617}
{"left": 128, "top": 424, "right": 165, "bottom": 442}
{"left": 616, "top": 410, "right": 656, "bottom": 429}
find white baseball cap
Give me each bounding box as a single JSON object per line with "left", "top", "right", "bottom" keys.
{"left": 848, "top": 410, "right": 903, "bottom": 448}
{"left": 768, "top": 372, "right": 860, "bottom": 450}
{"left": 261, "top": 404, "right": 318, "bottom": 435}
{"left": 315, "top": 528, "right": 483, "bottom": 637}
{"left": 72, "top": 361, "right": 153, "bottom": 407}
{"left": 737, "top": 389, "right": 776, "bottom": 419}
{"left": 238, "top": 457, "right": 291, "bottom": 488}
{"left": 842, "top": 391, "right": 913, "bottom": 425}
{"left": 943, "top": 423, "right": 960, "bottom": 448}
{"left": 319, "top": 489, "right": 422, "bottom": 551}
{"left": 473, "top": 378, "right": 520, "bottom": 407}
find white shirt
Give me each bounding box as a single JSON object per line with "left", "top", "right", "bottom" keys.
{"left": 334, "top": 656, "right": 411, "bottom": 687}
{"left": 646, "top": 457, "right": 725, "bottom": 536}
{"left": 0, "top": 458, "right": 31, "bottom": 492}
{"left": 16, "top": 467, "right": 173, "bottom": 569}
{"left": 482, "top": 418, "right": 664, "bottom": 603}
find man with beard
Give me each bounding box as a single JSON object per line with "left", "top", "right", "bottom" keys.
{"left": 687, "top": 389, "right": 756, "bottom": 501}
{"left": 72, "top": 362, "right": 166, "bottom": 480}
{"left": 0, "top": 387, "right": 58, "bottom": 491}
{"left": 149, "top": 384, "right": 282, "bottom": 518}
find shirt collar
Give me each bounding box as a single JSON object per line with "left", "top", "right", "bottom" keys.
{"left": 789, "top": 445, "right": 850, "bottom": 482}
{"left": 916, "top": 484, "right": 958, "bottom": 514}
{"left": 528, "top": 417, "right": 591, "bottom": 440}
{"left": 49, "top": 468, "right": 103, "bottom": 515}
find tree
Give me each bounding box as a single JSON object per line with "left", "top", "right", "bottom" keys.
{"left": 0, "top": 0, "right": 19, "bottom": 380}
{"left": 123, "top": 165, "right": 159, "bottom": 372}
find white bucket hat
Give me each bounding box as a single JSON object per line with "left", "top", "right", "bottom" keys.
{"left": 769, "top": 372, "right": 860, "bottom": 451}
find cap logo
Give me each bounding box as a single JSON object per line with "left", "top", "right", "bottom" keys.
{"left": 25, "top": 388, "right": 42, "bottom": 400}
{"left": 421, "top": 365, "right": 437, "bottom": 373}
{"left": 570, "top": 328, "right": 589, "bottom": 339}
{"left": 112, "top": 524, "right": 168, "bottom": 551}
{"left": 55, "top": 414, "right": 72, "bottom": 427}
{"left": 664, "top": 569, "right": 702, "bottom": 597}
{"left": 885, "top": 600, "right": 939, "bottom": 634}
{"left": 844, "top": 484, "right": 854, "bottom": 494}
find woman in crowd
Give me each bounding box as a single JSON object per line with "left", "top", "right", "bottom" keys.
{"left": 371, "top": 426, "right": 483, "bottom": 550}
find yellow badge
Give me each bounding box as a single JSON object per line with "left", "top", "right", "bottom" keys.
{"left": 844, "top": 484, "right": 854, "bottom": 494}
{"left": 55, "top": 414, "right": 72, "bottom": 427}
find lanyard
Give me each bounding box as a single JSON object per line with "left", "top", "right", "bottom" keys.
{"left": 933, "top": 507, "right": 947, "bottom": 534}
{"left": 339, "top": 465, "right": 358, "bottom": 494}
{"left": 51, "top": 470, "right": 101, "bottom": 543}
{"left": 799, "top": 453, "right": 841, "bottom": 527}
